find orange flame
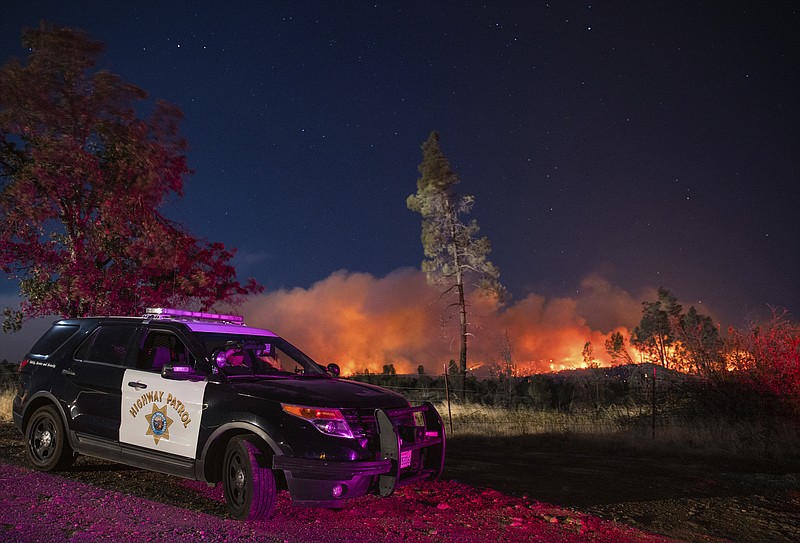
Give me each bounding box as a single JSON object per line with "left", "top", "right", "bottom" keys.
{"left": 242, "top": 269, "right": 648, "bottom": 376}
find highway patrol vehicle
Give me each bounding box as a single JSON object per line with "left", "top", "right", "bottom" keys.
{"left": 13, "top": 308, "right": 445, "bottom": 520}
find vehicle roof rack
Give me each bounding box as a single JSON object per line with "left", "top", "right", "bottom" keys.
{"left": 144, "top": 307, "right": 245, "bottom": 325}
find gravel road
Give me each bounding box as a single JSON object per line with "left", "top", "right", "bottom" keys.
{"left": 0, "top": 422, "right": 678, "bottom": 543}
{"left": 2, "top": 423, "right": 799, "bottom": 542}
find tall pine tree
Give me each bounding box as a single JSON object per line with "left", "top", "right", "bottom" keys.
{"left": 407, "top": 131, "right": 505, "bottom": 399}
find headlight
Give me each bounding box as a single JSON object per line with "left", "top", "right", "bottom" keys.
{"left": 281, "top": 404, "right": 354, "bottom": 439}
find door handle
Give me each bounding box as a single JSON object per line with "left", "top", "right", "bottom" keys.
{"left": 127, "top": 381, "right": 147, "bottom": 390}
{"left": 61, "top": 369, "right": 76, "bottom": 376}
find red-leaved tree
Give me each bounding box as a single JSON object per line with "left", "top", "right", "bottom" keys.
{"left": 0, "top": 22, "right": 262, "bottom": 331}
{"left": 725, "top": 310, "right": 800, "bottom": 415}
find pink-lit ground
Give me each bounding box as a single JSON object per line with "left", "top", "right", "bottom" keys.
{"left": 0, "top": 460, "right": 678, "bottom": 543}
{"left": 2, "top": 422, "right": 799, "bottom": 543}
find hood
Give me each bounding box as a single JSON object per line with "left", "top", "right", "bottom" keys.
{"left": 229, "top": 376, "right": 409, "bottom": 409}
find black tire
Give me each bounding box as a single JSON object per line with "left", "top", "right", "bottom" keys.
{"left": 25, "top": 405, "right": 75, "bottom": 471}
{"left": 222, "top": 435, "right": 277, "bottom": 520}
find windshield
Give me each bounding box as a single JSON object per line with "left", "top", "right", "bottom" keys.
{"left": 197, "top": 333, "right": 328, "bottom": 378}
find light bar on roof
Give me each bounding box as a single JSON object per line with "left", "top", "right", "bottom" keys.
{"left": 145, "top": 307, "right": 245, "bottom": 324}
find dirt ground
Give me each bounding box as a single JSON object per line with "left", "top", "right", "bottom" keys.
{"left": 445, "top": 434, "right": 800, "bottom": 543}
{"left": 1, "top": 422, "right": 798, "bottom": 542}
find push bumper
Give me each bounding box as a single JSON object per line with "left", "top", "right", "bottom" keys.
{"left": 273, "top": 402, "right": 445, "bottom": 506}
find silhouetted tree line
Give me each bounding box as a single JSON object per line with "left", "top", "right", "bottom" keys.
{"left": 352, "top": 288, "right": 800, "bottom": 428}
{"left": 351, "top": 362, "right": 682, "bottom": 411}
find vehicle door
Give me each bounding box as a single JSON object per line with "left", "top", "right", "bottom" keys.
{"left": 120, "top": 328, "right": 208, "bottom": 458}
{"left": 65, "top": 323, "right": 139, "bottom": 441}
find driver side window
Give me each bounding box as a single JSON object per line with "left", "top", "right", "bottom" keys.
{"left": 138, "top": 331, "right": 194, "bottom": 372}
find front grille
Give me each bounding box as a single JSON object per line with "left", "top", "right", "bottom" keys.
{"left": 342, "top": 407, "right": 422, "bottom": 450}
{"left": 342, "top": 408, "right": 378, "bottom": 439}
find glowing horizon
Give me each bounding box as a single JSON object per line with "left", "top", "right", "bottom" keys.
{"left": 240, "top": 268, "right": 659, "bottom": 377}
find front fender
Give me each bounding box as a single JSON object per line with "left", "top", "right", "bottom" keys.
{"left": 196, "top": 418, "right": 292, "bottom": 483}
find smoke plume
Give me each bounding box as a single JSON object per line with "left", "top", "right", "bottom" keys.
{"left": 242, "top": 268, "right": 647, "bottom": 376}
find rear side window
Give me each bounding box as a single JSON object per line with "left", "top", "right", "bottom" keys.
{"left": 74, "top": 325, "right": 138, "bottom": 366}
{"left": 29, "top": 324, "right": 80, "bottom": 356}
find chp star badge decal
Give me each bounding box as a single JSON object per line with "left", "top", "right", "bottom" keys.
{"left": 144, "top": 404, "right": 173, "bottom": 444}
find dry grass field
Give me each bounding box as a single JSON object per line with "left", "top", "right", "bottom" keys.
{"left": 435, "top": 401, "right": 800, "bottom": 465}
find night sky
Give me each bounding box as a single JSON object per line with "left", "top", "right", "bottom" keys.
{"left": 2, "top": 2, "right": 798, "bottom": 370}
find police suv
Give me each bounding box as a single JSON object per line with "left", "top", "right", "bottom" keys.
{"left": 12, "top": 308, "right": 445, "bottom": 520}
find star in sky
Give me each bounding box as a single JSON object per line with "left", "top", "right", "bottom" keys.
{"left": 0, "top": 1, "right": 798, "bottom": 367}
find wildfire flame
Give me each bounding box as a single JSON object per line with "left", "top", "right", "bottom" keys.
{"left": 242, "top": 269, "right": 652, "bottom": 376}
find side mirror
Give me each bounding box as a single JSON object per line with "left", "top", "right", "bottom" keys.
{"left": 326, "top": 363, "right": 340, "bottom": 377}
{"left": 161, "top": 364, "right": 197, "bottom": 380}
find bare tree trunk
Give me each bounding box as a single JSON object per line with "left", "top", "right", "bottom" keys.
{"left": 457, "top": 280, "right": 467, "bottom": 401}
{"left": 447, "top": 198, "right": 468, "bottom": 402}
